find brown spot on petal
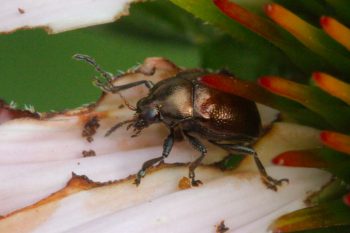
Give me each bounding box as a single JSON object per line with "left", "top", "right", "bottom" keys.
{"left": 178, "top": 177, "right": 191, "bottom": 190}
{"left": 18, "top": 8, "right": 25, "bottom": 14}
{"left": 216, "top": 220, "right": 229, "bottom": 233}
{"left": 82, "top": 116, "right": 100, "bottom": 142}
{"left": 82, "top": 149, "right": 96, "bottom": 157}
{"left": 0, "top": 100, "right": 40, "bottom": 124}
{"left": 0, "top": 25, "right": 54, "bottom": 35}
{"left": 68, "top": 173, "right": 102, "bottom": 190}
{"left": 0, "top": 174, "right": 102, "bottom": 232}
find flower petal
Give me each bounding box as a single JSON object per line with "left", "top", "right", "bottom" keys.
{"left": 259, "top": 76, "right": 350, "bottom": 132}
{"left": 0, "top": 166, "right": 331, "bottom": 233}
{"left": 320, "top": 16, "right": 350, "bottom": 51}
{"left": 313, "top": 72, "right": 350, "bottom": 105}
{"left": 0, "top": 100, "right": 39, "bottom": 124}
{"left": 320, "top": 131, "right": 350, "bottom": 155}
{"left": 265, "top": 3, "right": 350, "bottom": 76}
{"left": 0, "top": 0, "right": 140, "bottom": 34}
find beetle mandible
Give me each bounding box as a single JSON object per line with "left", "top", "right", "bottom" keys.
{"left": 75, "top": 54, "right": 288, "bottom": 191}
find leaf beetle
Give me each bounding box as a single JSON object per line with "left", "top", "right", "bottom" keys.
{"left": 75, "top": 54, "right": 288, "bottom": 191}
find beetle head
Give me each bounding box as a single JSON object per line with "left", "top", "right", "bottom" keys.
{"left": 105, "top": 97, "right": 161, "bottom": 137}
{"left": 133, "top": 98, "right": 161, "bottom": 132}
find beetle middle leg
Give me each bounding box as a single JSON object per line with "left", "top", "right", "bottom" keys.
{"left": 134, "top": 128, "right": 175, "bottom": 186}
{"left": 183, "top": 131, "right": 207, "bottom": 186}
{"left": 210, "top": 141, "right": 289, "bottom": 191}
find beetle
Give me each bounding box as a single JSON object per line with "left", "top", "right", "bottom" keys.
{"left": 74, "top": 54, "right": 288, "bottom": 191}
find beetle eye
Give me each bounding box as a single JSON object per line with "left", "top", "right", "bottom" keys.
{"left": 144, "top": 108, "right": 159, "bottom": 121}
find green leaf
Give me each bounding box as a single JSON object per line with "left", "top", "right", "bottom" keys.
{"left": 216, "top": 154, "right": 244, "bottom": 170}
{"left": 170, "top": 0, "right": 273, "bottom": 47}
{"left": 324, "top": 0, "right": 350, "bottom": 25}
{"left": 308, "top": 179, "right": 350, "bottom": 205}
{"left": 290, "top": 225, "right": 350, "bottom": 233}
{"left": 115, "top": 1, "right": 218, "bottom": 45}
{"left": 271, "top": 199, "right": 350, "bottom": 232}
{"left": 199, "top": 35, "right": 304, "bottom": 81}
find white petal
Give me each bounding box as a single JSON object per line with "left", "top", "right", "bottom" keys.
{"left": 0, "top": 144, "right": 223, "bottom": 215}
{"left": 0, "top": 166, "right": 331, "bottom": 233}
{"left": 63, "top": 167, "right": 329, "bottom": 233}
{"left": 0, "top": 0, "right": 140, "bottom": 34}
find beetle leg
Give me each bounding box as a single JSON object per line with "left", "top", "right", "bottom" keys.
{"left": 209, "top": 141, "right": 289, "bottom": 191}
{"left": 134, "top": 128, "right": 174, "bottom": 186}
{"left": 251, "top": 150, "right": 289, "bottom": 191}
{"left": 73, "top": 54, "right": 115, "bottom": 89}
{"left": 183, "top": 131, "right": 207, "bottom": 186}
{"left": 107, "top": 80, "right": 154, "bottom": 93}
{"left": 74, "top": 54, "right": 154, "bottom": 93}
{"left": 73, "top": 54, "right": 113, "bottom": 81}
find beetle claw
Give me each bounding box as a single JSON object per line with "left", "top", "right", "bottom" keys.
{"left": 133, "top": 179, "right": 140, "bottom": 186}
{"left": 191, "top": 179, "right": 203, "bottom": 187}
{"left": 134, "top": 170, "right": 146, "bottom": 186}
{"left": 262, "top": 176, "right": 289, "bottom": 191}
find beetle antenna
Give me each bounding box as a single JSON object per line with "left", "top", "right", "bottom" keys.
{"left": 118, "top": 93, "right": 136, "bottom": 111}
{"left": 105, "top": 118, "right": 135, "bottom": 137}
{"left": 126, "top": 122, "right": 134, "bottom": 130}
{"left": 73, "top": 54, "right": 115, "bottom": 90}
{"left": 131, "top": 129, "right": 142, "bottom": 138}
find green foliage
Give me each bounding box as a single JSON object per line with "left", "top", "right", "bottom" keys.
{"left": 216, "top": 154, "right": 244, "bottom": 170}
{"left": 291, "top": 225, "right": 350, "bottom": 233}
{"left": 272, "top": 199, "right": 350, "bottom": 232}
{"left": 199, "top": 35, "right": 303, "bottom": 81}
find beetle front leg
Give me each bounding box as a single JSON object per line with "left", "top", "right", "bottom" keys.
{"left": 108, "top": 80, "right": 154, "bottom": 94}
{"left": 73, "top": 54, "right": 113, "bottom": 81}
{"left": 74, "top": 54, "right": 154, "bottom": 93}
{"left": 134, "top": 128, "right": 174, "bottom": 186}
{"left": 210, "top": 141, "right": 288, "bottom": 191}
{"left": 73, "top": 54, "right": 115, "bottom": 90}
{"left": 184, "top": 131, "right": 207, "bottom": 186}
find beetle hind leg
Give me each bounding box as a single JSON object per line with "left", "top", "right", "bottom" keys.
{"left": 209, "top": 141, "right": 288, "bottom": 191}
{"left": 251, "top": 151, "right": 289, "bottom": 191}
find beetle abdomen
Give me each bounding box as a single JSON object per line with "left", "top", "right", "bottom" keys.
{"left": 192, "top": 83, "right": 261, "bottom": 138}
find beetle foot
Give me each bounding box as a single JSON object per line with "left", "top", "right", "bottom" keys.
{"left": 189, "top": 171, "right": 203, "bottom": 187}
{"left": 134, "top": 170, "right": 146, "bottom": 186}
{"left": 262, "top": 176, "right": 289, "bottom": 191}
{"left": 191, "top": 179, "right": 203, "bottom": 187}
{"left": 189, "top": 172, "right": 203, "bottom": 186}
